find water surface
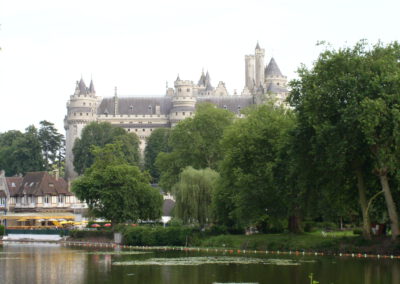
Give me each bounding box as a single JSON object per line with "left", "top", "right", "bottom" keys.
{"left": 0, "top": 243, "right": 399, "bottom": 284}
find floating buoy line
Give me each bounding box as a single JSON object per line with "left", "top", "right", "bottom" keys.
{"left": 1, "top": 239, "right": 399, "bottom": 260}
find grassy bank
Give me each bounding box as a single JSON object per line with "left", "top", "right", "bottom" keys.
{"left": 198, "top": 231, "right": 400, "bottom": 255}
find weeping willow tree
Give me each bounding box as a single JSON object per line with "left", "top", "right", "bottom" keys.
{"left": 172, "top": 167, "right": 219, "bottom": 227}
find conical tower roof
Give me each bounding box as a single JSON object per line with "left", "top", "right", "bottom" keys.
{"left": 198, "top": 70, "right": 206, "bottom": 86}
{"left": 265, "top": 58, "right": 283, "bottom": 77}
{"left": 89, "top": 79, "right": 95, "bottom": 94}
{"left": 78, "top": 78, "right": 87, "bottom": 94}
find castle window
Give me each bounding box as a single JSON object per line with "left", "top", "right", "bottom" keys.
{"left": 223, "top": 105, "right": 227, "bottom": 110}
{"left": 178, "top": 88, "right": 182, "bottom": 92}
{"left": 128, "top": 129, "right": 131, "bottom": 132}
{"left": 80, "top": 113, "right": 82, "bottom": 116}
{"left": 142, "top": 129, "right": 145, "bottom": 132}
{"left": 139, "top": 121, "right": 142, "bottom": 124}
{"left": 135, "top": 129, "right": 138, "bottom": 132}
{"left": 120, "top": 115, "right": 123, "bottom": 117}
{"left": 74, "top": 113, "right": 76, "bottom": 116}
{"left": 182, "top": 112, "right": 185, "bottom": 116}
{"left": 148, "top": 121, "right": 152, "bottom": 124}
{"left": 176, "top": 112, "right": 178, "bottom": 115}
{"left": 277, "top": 83, "right": 280, "bottom": 86}
{"left": 190, "top": 112, "right": 192, "bottom": 115}
{"left": 130, "top": 105, "right": 134, "bottom": 112}
{"left": 120, "top": 121, "right": 123, "bottom": 124}
{"left": 86, "top": 113, "right": 89, "bottom": 116}
{"left": 187, "top": 88, "right": 190, "bottom": 92}
{"left": 83, "top": 102, "right": 86, "bottom": 106}
{"left": 150, "top": 129, "right": 153, "bottom": 132}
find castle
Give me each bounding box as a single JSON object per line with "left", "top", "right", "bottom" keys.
{"left": 64, "top": 43, "right": 288, "bottom": 180}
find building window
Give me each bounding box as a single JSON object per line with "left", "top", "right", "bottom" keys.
{"left": 183, "top": 112, "right": 185, "bottom": 116}
{"left": 150, "top": 129, "right": 153, "bottom": 132}
{"left": 80, "top": 113, "right": 82, "bottom": 116}
{"left": 135, "top": 129, "right": 138, "bottom": 132}
{"left": 223, "top": 105, "right": 227, "bottom": 110}
{"left": 190, "top": 112, "right": 192, "bottom": 115}
{"left": 58, "top": 195, "right": 64, "bottom": 204}
{"left": 142, "top": 129, "right": 145, "bottom": 132}
{"left": 128, "top": 129, "right": 131, "bottom": 132}
{"left": 44, "top": 195, "right": 50, "bottom": 204}
{"left": 83, "top": 102, "right": 86, "bottom": 106}
{"left": 176, "top": 112, "right": 178, "bottom": 115}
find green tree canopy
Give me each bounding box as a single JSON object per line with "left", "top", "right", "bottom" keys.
{"left": 38, "top": 120, "right": 64, "bottom": 172}
{"left": 144, "top": 128, "right": 171, "bottom": 183}
{"left": 172, "top": 166, "right": 220, "bottom": 227}
{"left": 72, "top": 143, "right": 162, "bottom": 225}
{"left": 0, "top": 126, "right": 44, "bottom": 176}
{"left": 289, "top": 41, "right": 400, "bottom": 239}
{"left": 156, "top": 103, "right": 234, "bottom": 190}
{"left": 214, "top": 104, "right": 296, "bottom": 229}
{"left": 73, "top": 122, "right": 140, "bottom": 175}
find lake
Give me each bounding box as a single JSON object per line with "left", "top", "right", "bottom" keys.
{"left": 0, "top": 242, "right": 399, "bottom": 284}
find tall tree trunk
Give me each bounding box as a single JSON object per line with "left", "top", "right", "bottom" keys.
{"left": 379, "top": 173, "right": 399, "bottom": 240}
{"left": 355, "top": 167, "right": 371, "bottom": 240}
{"left": 288, "top": 214, "right": 302, "bottom": 233}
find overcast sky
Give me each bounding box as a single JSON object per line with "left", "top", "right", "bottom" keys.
{"left": 1, "top": 0, "right": 399, "bottom": 133}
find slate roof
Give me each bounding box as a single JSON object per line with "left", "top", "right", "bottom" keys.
{"left": 14, "top": 172, "right": 71, "bottom": 197}
{"left": 197, "top": 96, "right": 254, "bottom": 113}
{"left": 266, "top": 83, "right": 288, "bottom": 93}
{"left": 265, "top": 57, "right": 284, "bottom": 77}
{"left": 6, "top": 177, "right": 23, "bottom": 196}
{"left": 97, "top": 97, "right": 173, "bottom": 115}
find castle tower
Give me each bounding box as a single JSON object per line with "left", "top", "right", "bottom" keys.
{"left": 255, "top": 42, "right": 265, "bottom": 87}
{"left": 170, "top": 76, "right": 196, "bottom": 126}
{"left": 264, "top": 57, "right": 287, "bottom": 87}
{"left": 245, "top": 55, "right": 255, "bottom": 91}
{"left": 64, "top": 78, "right": 100, "bottom": 180}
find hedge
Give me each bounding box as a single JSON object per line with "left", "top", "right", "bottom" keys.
{"left": 69, "top": 229, "right": 114, "bottom": 239}
{"left": 121, "top": 226, "right": 198, "bottom": 246}
{"left": 0, "top": 225, "right": 4, "bottom": 236}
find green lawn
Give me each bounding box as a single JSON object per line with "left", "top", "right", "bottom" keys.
{"left": 199, "top": 231, "right": 360, "bottom": 252}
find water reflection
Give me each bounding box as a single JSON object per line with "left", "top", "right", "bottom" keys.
{"left": 0, "top": 244, "right": 399, "bottom": 284}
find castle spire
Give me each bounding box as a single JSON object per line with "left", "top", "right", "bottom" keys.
{"left": 89, "top": 79, "right": 95, "bottom": 94}
{"left": 256, "top": 41, "right": 260, "bottom": 50}
{"left": 265, "top": 57, "right": 283, "bottom": 77}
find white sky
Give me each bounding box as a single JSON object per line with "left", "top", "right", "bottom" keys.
{"left": 1, "top": 0, "right": 399, "bottom": 133}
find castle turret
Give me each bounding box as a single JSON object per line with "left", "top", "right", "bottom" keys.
{"left": 170, "top": 77, "right": 196, "bottom": 126}
{"left": 64, "top": 78, "right": 100, "bottom": 180}
{"left": 255, "top": 42, "right": 265, "bottom": 87}
{"left": 245, "top": 55, "right": 255, "bottom": 91}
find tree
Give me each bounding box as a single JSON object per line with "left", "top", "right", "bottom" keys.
{"left": 73, "top": 122, "right": 140, "bottom": 175}
{"left": 38, "top": 120, "right": 64, "bottom": 171}
{"left": 156, "top": 103, "right": 234, "bottom": 190}
{"left": 215, "top": 104, "right": 296, "bottom": 229}
{"left": 289, "top": 41, "right": 400, "bottom": 239}
{"left": 144, "top": 128, "right": 171, "bottom": 182}
{"left": 172, "top": 166, "right": 219, "bottom": 227}
{"left": 72, "top": 143, "right": 162, "bottom": 225}
{"left": 0, "top": 126, "right": 44, "bottom": 176}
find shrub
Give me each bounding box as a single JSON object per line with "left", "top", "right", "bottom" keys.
{"left": 69, "top": 229, "right": 113, "bottom": 239}
{"left": 121, "top": 225, "right": 197, "bottom": 246}
{"left": 353, "top": 228, "right": 363, "bottom": 235}
{"left": 0, "top": 225, "right": 4, "bottom": 236}
{"left": 204, "top": 225, "right": 228, "bottom": 236}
